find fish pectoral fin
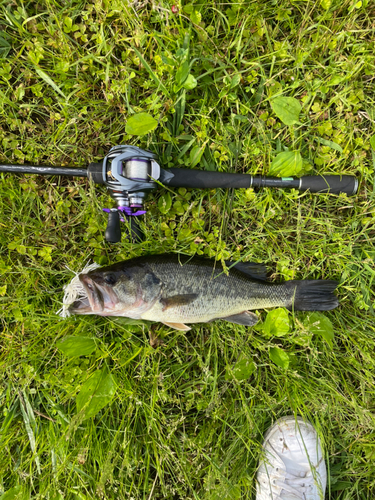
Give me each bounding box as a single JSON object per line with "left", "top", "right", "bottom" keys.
{"left": 162, "top": 322, "right": 191, "bottom": 331}
{"left": 220, "top": 311, "right": 258, "bottom": 326}
{"left": 161, "top": 293, "right": 198, "bottom": 312}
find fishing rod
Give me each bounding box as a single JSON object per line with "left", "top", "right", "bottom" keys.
{"left": 0, "top": 145, "right": 358, "bottom": 243}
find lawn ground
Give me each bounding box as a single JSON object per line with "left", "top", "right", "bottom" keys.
{"left": 0, "top": 0, "right": 375, "bottom": 499}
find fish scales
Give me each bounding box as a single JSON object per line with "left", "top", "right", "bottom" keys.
{"left": 68, "top": 253, "right": 339, "bottom": 330}
{"left": 142, "top": 256, "right": 290, "bottom": 323}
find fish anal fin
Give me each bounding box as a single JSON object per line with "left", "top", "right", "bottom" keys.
{"left": 161, "top": 293, "right": 198, "bottom": 311}
{"left": 162, "top": 322, "right": 191, "bottom": 331}
{"left": 226, "top": 261, "right": 268, "bottom": 281}
{"left": 220, "top": 311, "right": 258, "bottom": 326}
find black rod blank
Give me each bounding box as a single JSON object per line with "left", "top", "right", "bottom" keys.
{"left": 0, "top": 164, "right": 88, "bottom": 177}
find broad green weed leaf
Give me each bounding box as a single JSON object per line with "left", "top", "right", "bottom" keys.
{"left": 0, "top": 486, "right": 25, "bottom": 500}
{"left": 304, "top": 312, "right": 334, "bottom": 347}
{"left": 0, "top": 285, "right": 6, "bottom": 296}
{"left": 0, "top": 259, "right": 11, "bottom": 275}
{"left": 183, "top": 4, "right": 194, "bottom": 14}
{"left": 327, "top": 75, "right": 344, "bottom": 86}
{"left": 315, "top": 137, "right": 343, "bottom": 154}
{"left": 190, "top": 10, "right": 202, "bottom": 24}
{"left": 56, "top": 336, "right": 96, "bottom": 357}
{"left": 226, "top": 354, "right": 256, "bottom": 381}
{"left": 173, "top": 200, "right": 185, "bottom": 215}
{"left": 189, "top": 145, "right": 205, "bottom": 167}
{"left": 370, "top": 134, "right": 375, "bottom": 151}
{"left": 76, "top": 368, "right": 116, "bottom": 420}
{"left": 175, "top": 61, "right": 190, "bottom": 87}
{"left": 125, "top": 113, "right": 158, "bottom": 135}
{"left": 271, "top": 96, "right": 301, "bottom": 126}
{"left": 263, "top": 308, "right": 290, "bottom": 337}
{"left": 270, "top": 151, "right": 303, "bottom": 176}
{"left": 230, "top": 74, "right": 241, "bottom": 89}
{"left": 50, "top": 494, "right": 64, "bottom": 500}
{"left": 177, "top": 227, "right": 191, "bottom": 240}
{"left": 38, "top": 246, "right": 52, "bottom": 262}
{"left": 347, "top": 0, "right": 362, "bottom": 12}
{"left": 64, "top": 17, "right": 72, "bottom": 31}
{"left": 320, "top": 0, "right": 332, "bottom": 9}
{"left": 233, "top": 114, "right": 247, "bottom": 122}
{"left": 182, "top": 74, "right": 197, "bottom": 90}
{"left": 158, "top": 192, "right": 172, "bottom": 214}
{"left": 269, "top": 347, "right": 290, "bottom": 369}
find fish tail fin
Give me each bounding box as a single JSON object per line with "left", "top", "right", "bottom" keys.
{"left": 286, "top": 280, "right": 339, "bottom": 311}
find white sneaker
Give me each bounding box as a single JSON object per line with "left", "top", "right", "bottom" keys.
{"left": 256, "top": 416, "right": 327, "bottom": 500}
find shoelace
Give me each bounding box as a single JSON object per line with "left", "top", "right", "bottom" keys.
{"left": 272, "top": 470, "right": 313, "bottom": 499}
{"left": 264, "top": 436, "right": 324, "bottom": 500}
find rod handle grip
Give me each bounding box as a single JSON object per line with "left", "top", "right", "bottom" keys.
{"left": 162, "top": 168, "right": 251, "bottom": 189}
{"left": 299, "top": 175, "right": 358, "bottom": 195}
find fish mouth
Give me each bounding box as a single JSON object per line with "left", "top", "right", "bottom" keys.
{"left": 68, "top": 275, "right": 118, "bottom": 315}
{"left": 69, "top": 296, "right": 92, "bottom": 314}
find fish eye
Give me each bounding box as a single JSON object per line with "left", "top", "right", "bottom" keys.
{"left": 87, "top": 283, "right": 94, "bottom": 291}
{"left": 104, "top": 273, "right": 117, "bottom": 285}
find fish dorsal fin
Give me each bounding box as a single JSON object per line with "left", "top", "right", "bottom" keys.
{"left": 161, "top": 294, "right": 198, "bottom": 311}
{"left": 226, "top": 260, "right": 268, "bottom": 281}
{"left": 220, "top": 311, "right": 258, "bottom": 326}
{"left": 162, "top": 322, "right": 191, "bottom": 331}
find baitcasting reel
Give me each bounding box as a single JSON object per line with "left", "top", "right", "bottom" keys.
{"left": 0, "top": 145, "right": 358, "bottom": 243}
{"left": 87, "top": 145, "right": 162, "bottom": 243}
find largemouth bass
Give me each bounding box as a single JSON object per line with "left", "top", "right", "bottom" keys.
{"left": 69, "top": 254, "right": 339, "bottom": 330}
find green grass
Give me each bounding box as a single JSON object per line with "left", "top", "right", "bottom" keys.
{"left": 1, "top": 0, "right": 375, "bottom": 498}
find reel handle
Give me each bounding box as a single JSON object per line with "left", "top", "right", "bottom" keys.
{"left": 104, "top": 210, "right": 144, "bottom": 243}
{"left": 105, "top": 210, "right": 122, "bottom": 243}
